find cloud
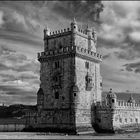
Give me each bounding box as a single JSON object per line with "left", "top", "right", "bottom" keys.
{"left": 123, "top": 62, "right": 140, "bottom": 73}
{"left": 0, "top": 44, "right": 40, "bottom": 73}
{"left": 101, "top": 61, "right": 140, "bottom": 93}
{"left": 0, "top": 11, "right": 4, "bottom": 27}
{"left": 51, "top": 1, "right": 104, "bottom": 22}
{"left": 98, "top": 1, "right": 140, "bottom": 61}
{"left": 0, "top": 44, "right": 40, "bottom": 105}
{"left": 102, "top": 53, "right": 111, "bottom": 59}
{"left": 114, "top": 47, "right": 140, "bottom": 60}
{"left": 0, "top": 44, "right": 16, "bottom": 55}
{"left": 129, "top": 31, "right": 140, "bottom": 43}
{"left": 0, "top": 2, "right": 43, "bottom": 49}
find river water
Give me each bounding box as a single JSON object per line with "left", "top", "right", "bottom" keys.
{"left": 0, "top": 132, "right": 140, "bottom": 139}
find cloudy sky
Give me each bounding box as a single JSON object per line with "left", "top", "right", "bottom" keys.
{"left": 0, "top": 1, "right": 140, "bottom": 105}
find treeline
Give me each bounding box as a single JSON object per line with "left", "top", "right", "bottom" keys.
{"left": 0, "top": 104, "right": 37, "bottom": 118}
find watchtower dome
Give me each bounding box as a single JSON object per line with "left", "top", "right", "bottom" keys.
{"left": 36, "top": 19, "right": 103, "bottom": 134}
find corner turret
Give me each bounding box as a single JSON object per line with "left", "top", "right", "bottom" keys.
{"left": 86, "top": 25, "right": 92, "bottom": 37}
{"left": 92, "top": 28, "right": 97, "bottom": 46}
{"left": 106, "top": 88, "right": 117, "bottom": 108}
{"left": 71, "top": 17, "right": 78, "bottom": 33}
{"left": 44, "top": 27, "right": 50, "bottom": 39}
{"left": 37, "top": 88, "right": 44, "bottom": 113}
{"left": 86, "top": 25, "right": 93, "bottom": 51}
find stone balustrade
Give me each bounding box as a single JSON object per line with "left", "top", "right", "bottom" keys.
{"left": 94, "top": 99, "right": 140, "bottom": 110}
{"left": 116, "top": 100, "right": 140, "bottom": 109}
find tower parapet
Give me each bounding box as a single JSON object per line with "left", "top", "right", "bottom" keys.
{"left": 38, "top": 45, "right": 102, "bottom": 62}
{"left": 43, "top": 18, "right": 98, "bottom": 52}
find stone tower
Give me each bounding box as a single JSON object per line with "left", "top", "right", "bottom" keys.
{"left": 37, "top": 19, "right": 102, "bottom": 134}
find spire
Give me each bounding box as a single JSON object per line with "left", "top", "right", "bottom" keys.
{"left": 73, "top": 17, "right": 77, "bottom": 24}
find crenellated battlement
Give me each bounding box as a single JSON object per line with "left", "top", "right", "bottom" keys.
{"left": 44, "top": 27, "right": 72, "bottom": 39}
{"left": 44, "top": 25, "right": 96, "bottom": 40}
{"left": 95, "top": 101, "right": 111, "bottom": 110}
{"left": 49, "top": 27, "right": 71, "bottom": 36}
{"left": 78, "top": 28, "right": 88, "bottom": 35}
{"left": 38, "top": 46, "right": 102, "bottom": 62}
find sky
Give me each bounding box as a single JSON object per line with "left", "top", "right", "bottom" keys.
{"left": 0, "top": 1, "right": 140, "bottom": 105}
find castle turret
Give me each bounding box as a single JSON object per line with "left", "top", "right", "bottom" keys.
{"left": 92, "top": 28, "right": 97, "bottom": 47}
{"left": 44, "top": 27, "right": 50, "bottom": 51}
{"left": 44, "top": 27, "right": 50, "bottom": 38}
{"left": 106, "top": 88, "right": 117, "bottom": 108}
{"left": 86, "top": 26, "right": 92, "bottom": 51}
{"left": 71, "top": 17, "right": 78, "bottom": 33}
{"left": 37, "top": 88, "right": 44, "bottom": 113}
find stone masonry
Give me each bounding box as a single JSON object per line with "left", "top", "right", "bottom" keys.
{"left": 34, "top": 19, "right": 102, "bottom": 134}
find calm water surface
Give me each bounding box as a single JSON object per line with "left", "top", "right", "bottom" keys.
{"left": 0, "top": 132, "right": 139, "bottom": 139}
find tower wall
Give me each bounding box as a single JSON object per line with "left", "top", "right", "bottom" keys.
{"left": 45, "top": 34, "right": 72, "bottom": 51}
{"left": 40, "top": 57, "right": 74, "bottom": 109}
{"left": 74, "top": 55, "right": 102, "bottom": 130}
{"left": 75, "top": 33, "right": 96, "bottom": 52}
{"left": 35, "top": 20, "right": 102, "bottom": 134}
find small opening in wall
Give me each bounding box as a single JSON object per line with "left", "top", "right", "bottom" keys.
{"left": 85, "top": 62, "right": 89, "bottom": 69}
{"left": 136, "top": 118, "right": 138, "bottom": 123}
{"left": 74, "top": 93, "right": 76, "bottom": 97}
{"left": 54, "top": 61, "right": 60, "bottom": 69}
{"left": 97, "top": 118, "right": 101, "bottom": 123}
{"left": 55, "top": 92, "right": 59, "bottom": 99}
{"left": 112, "top": 99, "right": 114, "bottom": 103}
{"left": 119, "top": 118, "right": 122, "bottom": 123}
{"left": 62, "top": 96, "right": 65, "bottom": 100}
{"left": 100, "top": 82, "right": 102, "bottom": 87}
{"left": 125, "top": 118, "right": 127, "bottom": 123}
